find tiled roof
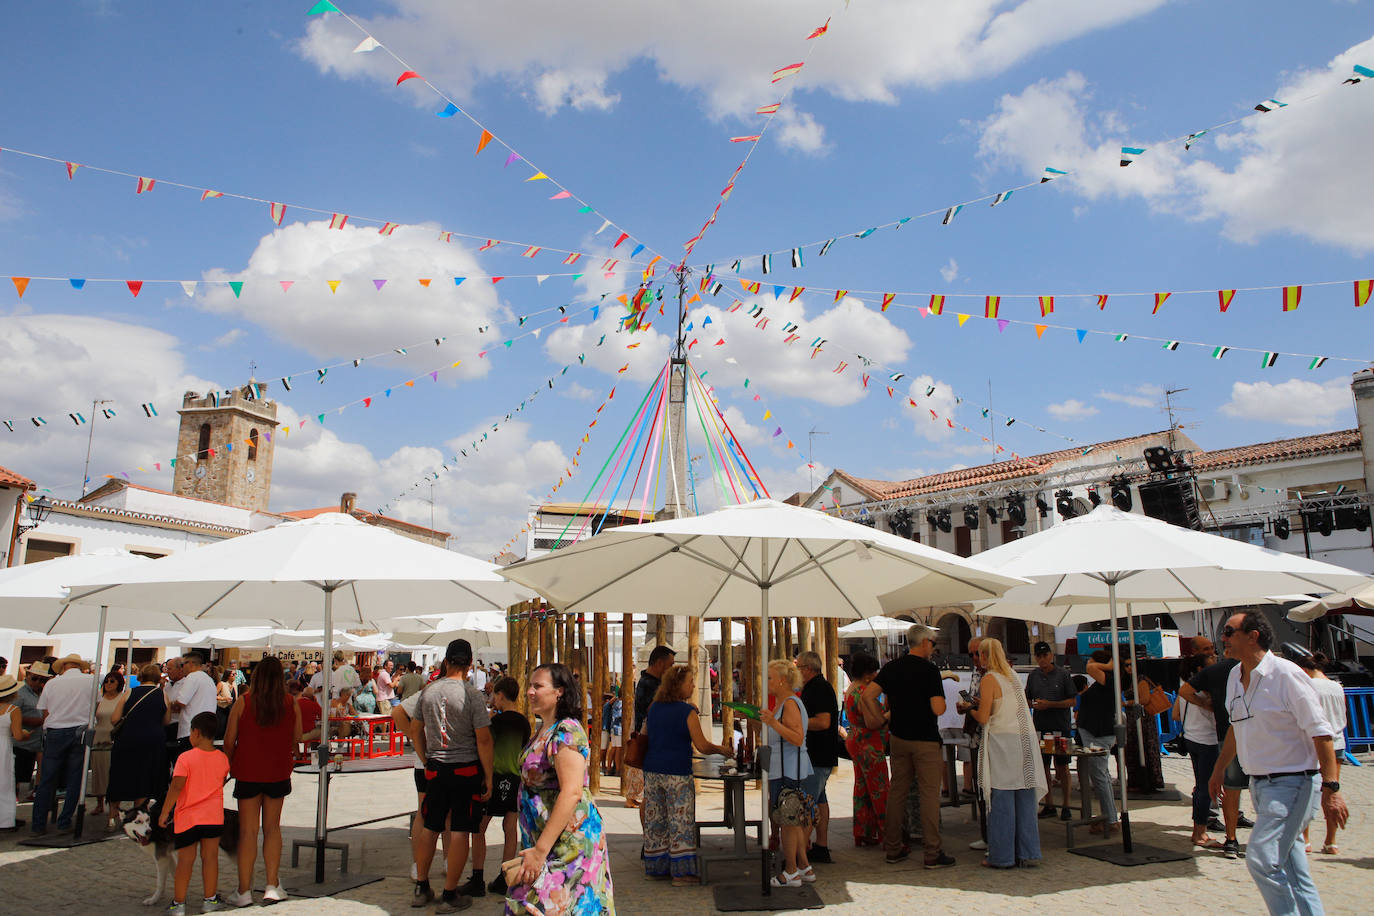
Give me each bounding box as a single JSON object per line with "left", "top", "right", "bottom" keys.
{"left": 836, "top": 432, "right": 1176, "bottom": 501}
{"left": 1192, "top": 429, "right": 1361, "bottom": 473}
{"left": 281, "top": 506, "right": 451, "bottom": 539}
{"left": 0, "top": 465, "right": 35, "bottom": 490}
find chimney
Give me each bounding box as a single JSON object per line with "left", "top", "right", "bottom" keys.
{"left": 340, "top": 492, "right": 357, "bottom": 515}
{"left": 1352, "top": 369, "right": 1374, "bottom": 492}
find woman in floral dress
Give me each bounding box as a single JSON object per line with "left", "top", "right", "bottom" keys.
{"left": 843, "top": 651, "right": 889, "bottom": 847}
{"left": 507, "top": 663, "right": 615, "bottom": 916}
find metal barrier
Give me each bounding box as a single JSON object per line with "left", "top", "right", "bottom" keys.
{"left": 1345, "top": 687, "right": 1373, "bottom": 765}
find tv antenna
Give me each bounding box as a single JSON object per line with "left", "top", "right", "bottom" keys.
{"left": 807, "top": 427, "right": 829, "bottom": 491}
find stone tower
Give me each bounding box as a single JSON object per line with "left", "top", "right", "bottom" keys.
{"left": 172, "top": 382, "right": 278, "bottom": 510}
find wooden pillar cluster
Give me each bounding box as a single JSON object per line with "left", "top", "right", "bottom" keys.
{"left": 508, "top": 602, "right": 529, "bottom": 722}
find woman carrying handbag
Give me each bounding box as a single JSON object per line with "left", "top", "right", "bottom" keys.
{"left": 760, "top": 659, "right": 819, "bottom": 888}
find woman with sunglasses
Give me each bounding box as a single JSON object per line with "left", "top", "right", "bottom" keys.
{"left": 91, "top": 670, "right": 126, "bottom": 829}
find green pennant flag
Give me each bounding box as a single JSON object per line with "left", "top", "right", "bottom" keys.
{"left": 228, "top": 281, "right": 243, "bottom": 298}
{"left": 577, "top": 206, "right": 593, "bottom": 214}
{"left": 317, "top": 413, "right": 325, "bottom": 424}
{"left": 307, "top": 1, "right": 340, "bottom": 14}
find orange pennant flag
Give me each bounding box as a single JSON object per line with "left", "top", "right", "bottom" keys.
{"left": 475, "top": 130, "right": 493, "bottom": 155}
{"left": 11, "top": 277, "right": 29, "bottom": 298}
{"left": 1034, "top": 324, "right": 1048, "bottom": 339}
{"left": 418, "top": 278, "right": 432, "bottom": 287}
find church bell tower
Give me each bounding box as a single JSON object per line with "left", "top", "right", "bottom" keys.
{"left": 171, "top": 382, "right": 277, "bottom": 511}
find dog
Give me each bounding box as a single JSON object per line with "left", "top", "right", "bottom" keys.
{"left": 121, "top": 799, "right": 240, "bottom": 906}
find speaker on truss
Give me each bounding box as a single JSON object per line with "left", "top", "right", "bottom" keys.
{"left": 1138, "top": 478, "right": 1201, "bottom": 530}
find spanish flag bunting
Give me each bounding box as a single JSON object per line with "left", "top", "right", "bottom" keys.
{"left": 478, "top": 239, "right": 498, "bottom": 251}
{"left": 928, "top": 294, "right": 945, "bottom": 315}
{"left": 957, "top": 313, "right": 970, "bottom": 326}
{"left": 1038, "top": 296, "right": 1054, "bottom": 316}
{"left": 327, "top": 280, "right": 341, "bottom": 294}
{"left": 806, "top": 18, "right": 830, "bottom": 39}
{"left": 396, "top": 70, "right": 421, "bottom": 85}
{"left": 329, "top": 213, "right": 348, "bottom": 230}
{"left": 438, "top": 231, "right": 452, "bottom": 242}
{"left": 790, "top": 287, "right": 805, "bottom": 302}
{"left": 756, "top": 103, "right": 780, "bottom": 115}
{"left": 772, "top": 62, "right": 804, "bottom": 82}
{"left": 1218, "top": 289, "right": 1236, "bottom": 312}
{"left": 136, "top": 176, "right": 155, "bottom": 194}
{"left": 379, "top": 222, "right": 399, "bottom": 235}
{"left": 1153, "top": 292, "right": 1171, "bottom": 314}
{"left": 1356, "top": 279, "right": 1373, "bottom": 307}
{"left": 886, "top": 386, "right": 894, "bottom": 397}
{"left": 270, "top": 202, "right": 286, "bottom": 225}
{"left": 834, "top": 289, "right": 847, "bottom": 303}
{"left": 200, "top": 190, "right": 223, "bottom": 200}
{"left": 1096, "top": 294, "right": 1108, "bottom": 309}
{"left": 126, "top": 280, "right": 143, "bottom": 298}
{"left": 881, "top": 293, "right": 896, "bottom": 312}
{"left": 984, "top": 296, "right": 1000, "bottom": 318}
{"left": 11, "top": 277, "right": 29, "bottom": 298}
{"left": 65, "top": 162, "right": 80, "bottom": 179}
{"left": 1282, "top": 285, "right": 1302, "bottom": 312}
{"left": 522, "top": 246, "right": 541, "bottom": 258}
{"left": 730, "top": 135, "right": 762, "bottom": 143}
{"left": 1034, "top": 325, "right": 1048, "bottom": 339}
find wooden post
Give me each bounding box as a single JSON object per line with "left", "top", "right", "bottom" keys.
{"left": 824, "top": 619, "right": 839, "bottom": 688}
{"left": 577, "top": 615, "right": 589, "bottom": 729}
{"left": 541, "top": 606, "right": 554, "bottom": 667}
{"left": 655, "top": 614, "right": 667, "bottom": 647}
{"left": 509, "top": 601, "right": 528, "bottom": 723}
{"left": 621, "top": 612, "right": 635, "bottom": 796}
{"left": 720, "top": 616, "right": 734, "bottom": 747}
{"left": 798, "top": 617, "right": 812, "bottom": 654}
{"left": 591, "top": 614, "right": 608, "bottom": 795}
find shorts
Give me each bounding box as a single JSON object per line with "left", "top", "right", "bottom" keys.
{"left": 812, "top": 766, "right": 832, "bottom": 805}
{"left": 414, "top": 767, "right": 427, "bottom": 794}
{"left": 487, "top": 772, "right": 520, "bottom": 817}
{"left": 233, "top": 778, "right": 292, "bottom": 800}
{"left": 173, "top": 823, "right": 223, "bottom": 849}
{"left": 1223, "top": 756, "right": 1248, "bottom": 790}
{"left": 1041, "top": 752, "right": 1071, "bottom": 767}
{"left": 420, "top": 761, "right": 486, "bottom": 833}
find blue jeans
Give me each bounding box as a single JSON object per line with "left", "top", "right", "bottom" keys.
{"left": 987, "top": 787, "right": 1041, "bottom": 867}
{"left": 1076, "top": 726, "right": 1117, "bottom": 825}
{"left": 1247, "top": 774, "right": 1323, "bottom": 916}
{"left": 1186, "top": 739, "right": 1220, "bottom": 826}
{"left": 32, "top": 726, "right": 86, "bottom": 831}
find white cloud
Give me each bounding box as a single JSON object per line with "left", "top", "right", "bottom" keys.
{"left": 772, "top": 109, "right": 829, "bottom": 155}
{"left": 1047, "top": 398, "right": 1100, "bottom": 420}
{"left": 976, "top": 37, "right": 1374, "bottom": 251}
{"left": 297, "top": 0, "right": 1168, "bottom": 147}
{"left": 559, "top": 382, "right": 597, "bottom": 401}
{"left": 1098, "top": 383, "right": 1163, "bottom": 409}
{"left": 196, "top": 221, "right": 505, "bottom": 370}
{"left": 203, "top": 328, "right": 246, "bottom": 350}
{"left": 939, "top": 257, "right": 959, "bottom": 284}
{"left": 1219, "top": 378, "right": 1352, "bottom": 426}
{"left": 901, "top": 374, "right": 961, "bottom": 442}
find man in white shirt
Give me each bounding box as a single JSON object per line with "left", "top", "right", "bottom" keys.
{"left": 31, "top": 654, "right": 95, "bottom": 835}
{"left": 168, "top": 651, "right": 217, "bottom": 755}
{"left": 1209, "top": 611, "right": 1348, "bottom": 916}
{"left": 471, "top": 661, "right": 488, "bottom": 692}
{"left": 309, "top": 650, "right": 363, "bottom": 700}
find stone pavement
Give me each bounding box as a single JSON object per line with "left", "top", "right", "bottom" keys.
{"left": 2, "top": 754, "right": 1370, "bottom": 914}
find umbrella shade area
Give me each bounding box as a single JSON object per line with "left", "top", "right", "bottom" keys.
{"left": 65, "top": 513, "right": 534, "bottom": 625}
{"left": 1288, "top": 580, "right": 1374, "bottom": 621}
{"left": 0, "top": 549, "right": 196, "bottom": 634}
{"left": 838, "top": 615, "right": 915, "bottom": 636}
{"left": 501, "top": 499, "right": 1024, "bottom": 619}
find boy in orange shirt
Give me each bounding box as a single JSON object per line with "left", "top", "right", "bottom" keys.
{"left": 160, "top": 711, "right": 230, "bottom": 914}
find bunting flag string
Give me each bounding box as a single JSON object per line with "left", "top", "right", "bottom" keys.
{"left": 304, "top": 2, "right": 663, "bottom": 265}
{"left": 678, "top": 6, "right": 844, "bottom": 263}
{"left": 694, "top": 65, "right": 1370, "bottom": 268}
{"left": 0, "top": 144, "right": 648, "bottom": 270}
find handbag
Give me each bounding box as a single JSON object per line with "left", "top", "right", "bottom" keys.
{"left": 1137, "top": 677, "right": 1172, "bottom": 717}
{"left": 771, "top": 697, "right": 819, "bottom": 827}
{"left": 624, "top": 730, "right": 649, "bottom": 769}
{"left": 110, "top": 687, "right": 154, "bottom": 741}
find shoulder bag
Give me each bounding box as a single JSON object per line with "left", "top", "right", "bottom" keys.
{"left": 772, "top": 697, "right": 819, "bottom": 827}
{"left": 624, "top": 709, "right": 650, "bottom": 769}
{"left": 110, "top": 687, "right": 154, "bottom": 741}
{"left": 1137, "top": 676, "right": 1172, "bottom": 717}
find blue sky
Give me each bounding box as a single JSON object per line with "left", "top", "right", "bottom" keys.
{"left": 3, "top": 0, "right": 1373, "bottom": 556}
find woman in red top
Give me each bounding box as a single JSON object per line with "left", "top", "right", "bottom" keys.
{"left": 223, "top": 657, "right": 302, "bottom": 906}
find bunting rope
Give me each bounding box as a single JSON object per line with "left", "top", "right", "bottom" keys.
{"left": 305, "top": 2, "right": 667, "bottom": 269}
{"left": 0, "top": 144, "right": 648, "bottom": 271}
{"left": 678, "top": 10, "right": 840, "bottom": 264}
{"left": 691, "top": 61, "right": 1373, "bottom": 267}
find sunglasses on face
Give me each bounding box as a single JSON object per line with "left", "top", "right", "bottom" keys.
{"left": 1220, "top": 625, "right": 1249, "bottom": 638}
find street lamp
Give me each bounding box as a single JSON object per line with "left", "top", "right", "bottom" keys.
{"left": 18, "top": 495, "right": 53, "bottom": 534}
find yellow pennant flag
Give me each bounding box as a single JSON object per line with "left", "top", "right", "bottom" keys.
{"left": 957, "top": 313, "right": 970, "bottom": 326}
{"left": 327, "top": 280, "right": 341, "bottom": 294}
{"left": 1034, "top": 324, "right": 1048, "bottom": 339}
{"left": 525, "top": 171, "right": 549, "bottom": 182}
{"left": 763, "top": 410, "right": 771, "bottom": 419}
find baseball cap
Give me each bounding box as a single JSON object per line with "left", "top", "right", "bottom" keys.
{"left": 1033, "top": 641, "right": 1053, "bottom": 655}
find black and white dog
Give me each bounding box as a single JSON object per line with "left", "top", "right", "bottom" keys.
{"left": 121, "top": 799, "right": 240, "bottom": 906}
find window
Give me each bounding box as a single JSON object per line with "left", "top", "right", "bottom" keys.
{"left": 248, "top": 428, "right": 259, "bottom": 462}
{"left": 197, "top": 422, "right": 212, "bottom": 461}
{"left": 23, "top": 539, "right": 74, "bottom": 564}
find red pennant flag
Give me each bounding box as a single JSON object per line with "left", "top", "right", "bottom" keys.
{"left": 136, "top": 177, "right": 156, "bottom": 194}
{"left": 363, "top": 397, "right": 372, "bottom": 408}
{"left": 127, "top": 280, "right": 143, "bottom": 297}
{"left": 613, "top": 232, "right": 629, "bottom": 248}
{"left": 490, "top": 276, "right": 504, "bottom": 284}
{"left": 396, "top": 70, "right": 421, "bottom": 84}
{"left": 1218, "top": 289, "right": 1236, "bottom": 312}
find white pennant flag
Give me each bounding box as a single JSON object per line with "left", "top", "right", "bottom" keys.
{"left": 180, "top": 281, "right": 198, "bottom": 297}
{"left": 536, "top": 275, "right": 549, "bottom": 285}
{"left": 596, "top": 219, "right": 611, "bottom": 235}
{"left": 353, "top": 37, "right": 380, "bottom": 53}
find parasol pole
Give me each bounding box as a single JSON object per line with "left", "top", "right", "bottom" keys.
{"left": 314, "top": 584, "right": 336, "bottom": 883}
{"left": 72, "top": 604, "right": 108, "bottom": 840}
{"left": 758, "top": 538, "right": 772, "bottom": 896}
{"left": 1106, "top": 579, "right": 1133, "bottom": 853}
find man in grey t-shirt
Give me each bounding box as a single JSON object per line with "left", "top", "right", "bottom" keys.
{"left": 1025, "top": 641, "right": 1076, "bottom": 819}
{"left": 410, "top": 639, "right": 494, "bottom": 911}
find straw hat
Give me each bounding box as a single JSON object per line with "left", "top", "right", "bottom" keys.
{"left": 0, "top": 674, "right": 19, "bottom": 700}
{"left": 55, "top": 653, "right": 90, "bottom": 673}
{"left": 26, "top": 661, "right": 54, "bottom": 679}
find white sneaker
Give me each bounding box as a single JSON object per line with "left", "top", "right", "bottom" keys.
{"left": 263, "top": 885, "right": 289, "bottom": 903}
{"left": 969, "top": 839, "right": 988, "bottom": 851}
{"left": 225, "top": 889, "right": 254, "bottom": 908}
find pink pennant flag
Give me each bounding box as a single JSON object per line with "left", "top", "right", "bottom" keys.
{"left": 279, "top": 280, "right": 294, "bottom": 292}
{"left": 136, "top": 176, "right": 155, "bottom": 194}
{"left": 269, "top": 202, "right": 286, "bottom": 225}
{"left": 549, "top": 190, "right": 572, "bottom": 200}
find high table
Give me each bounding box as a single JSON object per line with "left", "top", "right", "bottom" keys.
{"left": 693, "top": 762, "right": 763, "bottom": 884}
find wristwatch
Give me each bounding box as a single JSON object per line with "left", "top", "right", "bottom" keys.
{"left": 1321, "top": 781, "right": 1340, "bottom": 793}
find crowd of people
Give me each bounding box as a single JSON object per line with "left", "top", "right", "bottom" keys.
{"left": 0, "top": 608, "right": 1359, "bottom": 915}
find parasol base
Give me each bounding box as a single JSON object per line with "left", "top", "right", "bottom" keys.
{"left": 280, "top": 870, "right": 384, "bottom": 897}
{"left": 18, "top": 831, "right": 110, "bottom": 850}
{"left": 1068, "top": 842, "right": 1192, "bottom": 868}
{"left": 712, "top": 882, "right": 823, "bottom": 911}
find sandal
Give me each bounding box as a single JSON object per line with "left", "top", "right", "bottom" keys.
{"left": 1320, "top": 844, "right": 1339, "bottom": 855}
{"left": 1193, "top": 838, "right": 1225, "bottom": 850}
{"left": 798, "top": 866, "right": 817, "bottom": 884}
{"left": 770, "top": 870, "right": 802, "bottom": 888}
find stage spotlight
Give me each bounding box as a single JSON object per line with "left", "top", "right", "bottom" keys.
{"left": 936, "top": 508, "right": 952, "bottom": 533}
{"left": 1035, "top": 496, "right": 1050, "bottom": 519}
{"left": 1006, "top": 492, "right": 1026, "bottom": 527}
{"left": 926, "top": 510, "right": 938, "bottom": 530}
{"left": 1109, "top": 475, "right": 1133, "bottom": 512}
{"left": 1273, "top": 517, "right": 1290, "bottom": 540}
{"left": 1143, "top": 446, "right": 1177, "bottom": 473}
{"left": 1306, "top": 509, "right": 1334, "bottom": 537}
{"left": 1087, "top": 486, "right": 1101, "bottom": 508}
{"left": 963, "top": 504, "right": 980, "bottom": 530}
{"left": 1055, "top": 489, "right": 1076, "bottom": 519}
{"left": 986, "top": 504, "right": 1000, "bottom": 524}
